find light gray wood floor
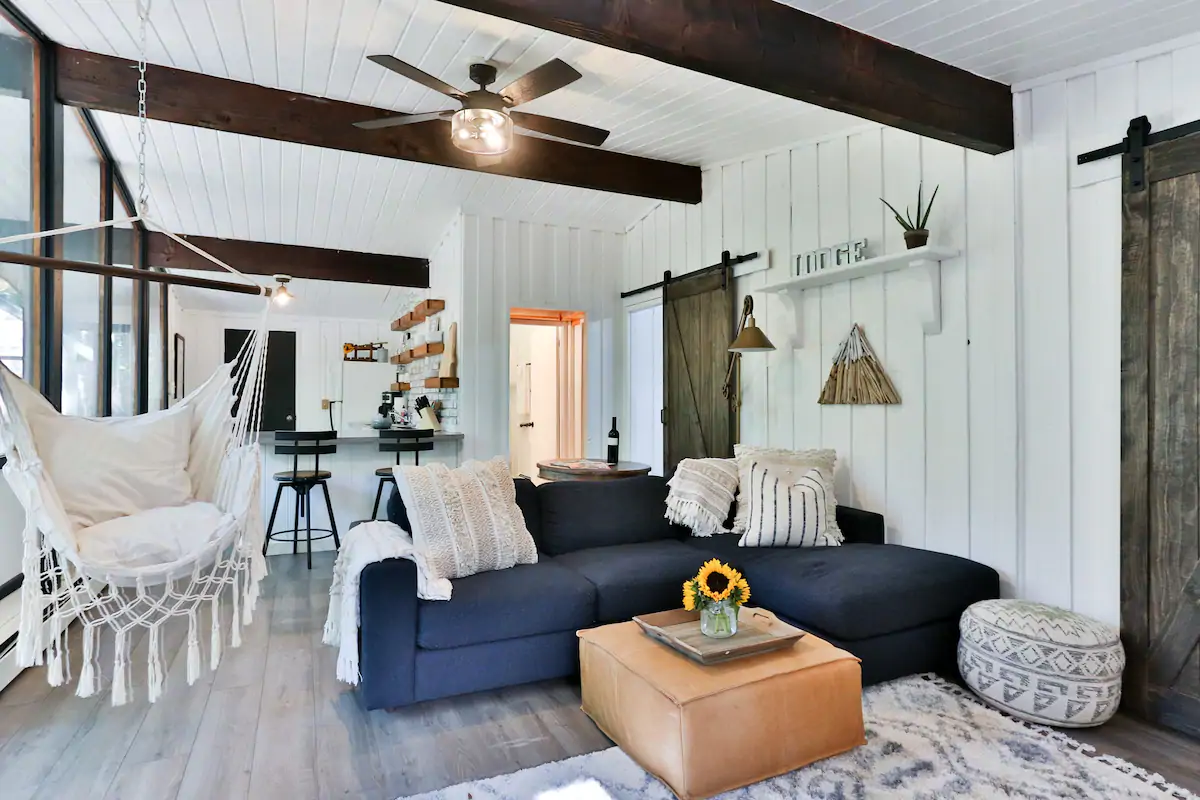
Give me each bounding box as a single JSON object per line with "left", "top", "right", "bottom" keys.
{"left": 0, "top": 553, "right": 610, "bottom": 800}
{"left": 0, "top": 552, "right": 1197, "bottom": 799}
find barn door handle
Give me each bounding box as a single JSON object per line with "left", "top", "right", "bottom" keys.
{"left": 519, "top": 422, "right": 535, "bottom": 429}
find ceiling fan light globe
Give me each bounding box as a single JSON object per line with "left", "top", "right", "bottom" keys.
{"left": 451, "top": 108, "right": 512, "bottom": 156}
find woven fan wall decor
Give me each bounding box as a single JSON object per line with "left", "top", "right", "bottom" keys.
{"left": 818, "top": 324, "right": 900, "bottom": 405}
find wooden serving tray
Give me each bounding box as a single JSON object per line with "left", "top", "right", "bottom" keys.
{"left": 633, "top": 607, "right": 806, "bottom": 665}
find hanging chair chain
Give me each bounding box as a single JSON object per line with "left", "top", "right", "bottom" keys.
{"left": 135, "top": 0, "right": 153, "bottom": 216}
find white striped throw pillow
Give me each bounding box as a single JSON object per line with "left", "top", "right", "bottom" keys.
{"left": 738, "top": 463, "right": 841, "bottom": 548}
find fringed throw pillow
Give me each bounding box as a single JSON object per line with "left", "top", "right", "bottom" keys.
{"left": 665, "top": 458, "right": 739, "bottom": 536}
{"left": 739, "top": 463, "right": 841, "bottom": 548}
{"left": 732, "top": 445, "right": 841, "bottom": 542}
{"left": 395, "top": 457, "right": 538, "bottom": 580}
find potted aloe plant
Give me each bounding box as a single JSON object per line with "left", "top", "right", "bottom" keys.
{"left": 881, "top": 183, "right": 939, "bottom": 249}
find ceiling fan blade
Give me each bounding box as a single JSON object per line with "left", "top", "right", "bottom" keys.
{"left": 367, "top": 55, "right": 466, "bottom": 100}
{"left": 353, "top": 110, "right": 454, "bottom": 130}
{"left": 499, "top": 59, "right": 581, "bottom": 107}
{"left": 510, "top": 111, "right": 610, "bottom": 147}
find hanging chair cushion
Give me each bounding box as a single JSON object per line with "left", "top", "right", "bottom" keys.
{"left": 25, "top": 402, "right": 195, "bottom": 529}
{"left": 77, "top": 501, "right": 233, "bottom": 569}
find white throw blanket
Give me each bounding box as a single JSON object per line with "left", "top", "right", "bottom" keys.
{"left": 322, "top": 521, "right": 450, "bottom": 685}
{"left": 665, "top": 458, "right": 740, "bottom": 536}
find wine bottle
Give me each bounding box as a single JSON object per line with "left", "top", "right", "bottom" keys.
{"left": 607, "top": 417, "right": 620, "bottom": 465}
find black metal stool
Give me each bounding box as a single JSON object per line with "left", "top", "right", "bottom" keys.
{"left": 264, "top": 431, "right": 339, "bottom": 569}
{"left": 370, "top": 429, "right": 435, "bottom": 520}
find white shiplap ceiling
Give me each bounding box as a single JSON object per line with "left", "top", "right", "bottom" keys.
{"left": 17, "top": 0, "right": 862, "bottom": 260}
{"left": 19, "top": 0, "right": 1200, "bottom": 275}
{"left": 778, "top": 0, "right": 1200, "bottom": 84}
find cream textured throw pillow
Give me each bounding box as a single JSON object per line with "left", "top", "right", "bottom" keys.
{"left": 665, "top": 458, "right": 739, "bottom": 536}
{"left": 395, "top": 457, "right": 538, "bottom": 580}
{"left": 732, "top": 445, "right": 841, "bottom": 541}
{"left": 739, "top": 464, "right": 840, "bottom": 548}
{"left": 25, "top": 403, "right": 195, "bottom": 529}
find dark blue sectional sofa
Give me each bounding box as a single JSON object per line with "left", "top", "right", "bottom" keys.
{"left": 357, "top": 475, "right": 999, "bottom": 711}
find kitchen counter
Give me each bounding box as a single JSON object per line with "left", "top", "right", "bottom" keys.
{"left": 257, "top": 427, "right": 464, "bottom": 557}
{"left": 259, "top": 429, "right": 464, "bottom": 446}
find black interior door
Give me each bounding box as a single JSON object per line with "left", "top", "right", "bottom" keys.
{"left": 224, "top": 329, "right": 296, "bottom": 431}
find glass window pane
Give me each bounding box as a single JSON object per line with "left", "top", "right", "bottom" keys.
{"left": 147, "top": 281, "right": 163, "bottom": 410}
{"left": 0, "top": 15, "right": 36, "bottom": 380}
{"left": 111, "top": 276, "right": 135, "bottom": 416}
{"left": 60, "top": 110, "right": 102, "bottom": 416}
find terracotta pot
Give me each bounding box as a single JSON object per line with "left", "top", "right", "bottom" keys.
{"left": 904, "top": 229, "right": 930, "bottom": 249}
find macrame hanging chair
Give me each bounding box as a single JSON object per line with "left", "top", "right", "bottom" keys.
{"left": 0, "top": 313, "right": 271, "bottom": 704}
{"left": 0, "top": 0, "right": 276, "bottom": 705}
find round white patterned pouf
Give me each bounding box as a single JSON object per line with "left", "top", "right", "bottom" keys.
{"left": 958, "top": 599, "right": 1125, "bottom": 728}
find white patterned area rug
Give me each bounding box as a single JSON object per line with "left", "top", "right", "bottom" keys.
{"left": 404, "top": 675, "right": 1197, "bottom": 800}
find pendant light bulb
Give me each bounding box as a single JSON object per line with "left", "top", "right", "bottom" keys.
{"left": 273, "top": 274, "right": 294, "bottom": 307}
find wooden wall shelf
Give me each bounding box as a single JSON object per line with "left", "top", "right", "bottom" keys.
{"left": 424, "top": 377, "right": 458, "bottom": 389}
{"left": 392, "top": 299, "right": 445, "bottom": 330}
{"left": 390, "top": 351, "right": 414, "bottom": 365}
{"left": 415, "top": 298, "right": 445, "bottom": 319}
{"left": 412, "top": 342, "right": 444, "bottom": 359}
{"left": 390, "top": 382, "right": 411, "bottom": 393}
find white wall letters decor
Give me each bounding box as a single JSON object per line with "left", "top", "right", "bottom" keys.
{"left": 796, "top": 238, "right": 868, "bottom": 277}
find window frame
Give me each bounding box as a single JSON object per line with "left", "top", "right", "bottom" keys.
{"left": 0, "top": 0, "right": 163, "bottom": 418}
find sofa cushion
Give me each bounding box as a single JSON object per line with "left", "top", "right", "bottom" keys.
{"left": 681, "top": 533, "right": 776, "bottom": 572}
{"left": 538, "top": 476, "right": 682, "bottom": 556}
{"left": 553, "top": 540, "right": 713, "bottom": 622}
{"left": 388, "top": 476, "right": 541, "bottom": 542}
{"left": 743, "top": 544, "right": 999, "bottom": 641}
{"left": 417, "top": 560, "right": 595, "bottom": 650}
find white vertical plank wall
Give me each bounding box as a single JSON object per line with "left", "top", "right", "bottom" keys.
{"left": 456, "top": 214, "right": 625, "bottom": 463}
{"left": 622, "top": 126, "right": 1020, "bottom": 600}
{"left": 1013, "top": 36, "right": 1200, "bottom": 625}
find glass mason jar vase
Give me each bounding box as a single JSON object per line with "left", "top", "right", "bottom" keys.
{"left": 700, "top": 600, "right": 739, "bottom": 638}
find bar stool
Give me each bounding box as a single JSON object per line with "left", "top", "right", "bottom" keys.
{"left": 264, "top": 431, "right": 339, "bottom": 570}
{"left": 370, "top": 429, "right": 436, "bottom": 520}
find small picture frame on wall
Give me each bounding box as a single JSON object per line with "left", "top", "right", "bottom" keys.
{"left": 173, "top": 333, "right": 185, "bottom": 400}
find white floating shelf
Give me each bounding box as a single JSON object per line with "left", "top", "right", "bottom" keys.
{"left": 761, "top": 245, "right": 959, "bottom": 347}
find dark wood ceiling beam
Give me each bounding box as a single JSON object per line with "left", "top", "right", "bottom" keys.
{"left": 124, "top": 230, "right": 430, "bottom": 288}
{"left": 436, "top": 0, "right": 1014, "bottom": 155}
{"left": 56, "top": 46, "right": 701, "bottom": 204}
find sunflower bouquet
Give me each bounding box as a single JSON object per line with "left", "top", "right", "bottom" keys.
{"left": 683, "top": 559, "right": 750, "bottom": 639}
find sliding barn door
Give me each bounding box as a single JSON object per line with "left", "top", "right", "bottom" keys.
{"left": 663, "top": 268, "right": 734, "bottom": 475}
{"left": 1122, "top": 128, "right": 1200, "bottom": 738}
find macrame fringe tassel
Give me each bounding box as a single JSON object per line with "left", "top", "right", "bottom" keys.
{"left": 210, "top": 596, "right": 222, "bottom": 670}
{"left": 242, "top": 561, "right": 257, "bottom": 625}
{"left": 112, "top": 629, "right": 130, "bottom": 707}
{"left": 664, "top": 498, "right": 722, "bottom": 536}
{"left": 186, "top": 611, "right": 201, "bottom": 686}
{"left": 229, "top": 573, "right": 242, "bottom": 649}
{"left": 16, "top": 518, "right": 45, "bottom": 668}
{"left": 147, "top": 625, "right": 165, "bottom": 703}
{"left": 45, "top": 616, "right": 66, "bottom": 687}
{"left": 77, "top": 624, "right": 99, "bottom": 698}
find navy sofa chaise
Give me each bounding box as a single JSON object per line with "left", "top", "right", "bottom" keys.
{"left": 357, "top": 476, "right": 999, "bottom": 711}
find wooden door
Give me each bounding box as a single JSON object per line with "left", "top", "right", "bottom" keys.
{"left": 224, "top": 329, "right": 296, "bottom": 431}
{"left": 1122, "top": 129, "right": 1200, "bottom": 738}
{"left": 663, "top": 268, "right": 734, "bottom": 475}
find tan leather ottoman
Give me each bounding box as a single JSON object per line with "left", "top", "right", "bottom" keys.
{"left": 578, "top": 609, "right": 865, "bottom": 800}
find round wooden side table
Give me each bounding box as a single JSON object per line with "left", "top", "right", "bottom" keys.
{"left": 537, "top": 459, "right": 652, "bottom": 481}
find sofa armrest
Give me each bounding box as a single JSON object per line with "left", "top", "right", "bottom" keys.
{"left": 837, "top": 506, "right": 886, "bottom": 545}
{"left": 358, "top": 557, "right": 420, "bottom": 710}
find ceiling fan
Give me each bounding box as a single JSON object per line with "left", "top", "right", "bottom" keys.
{"left": 353, "top": 55, "right": 610, "bottom": 161}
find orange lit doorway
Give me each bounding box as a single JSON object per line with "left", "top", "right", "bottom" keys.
{"left": 509, "top": 308, "right": 585, "bottom": 478}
